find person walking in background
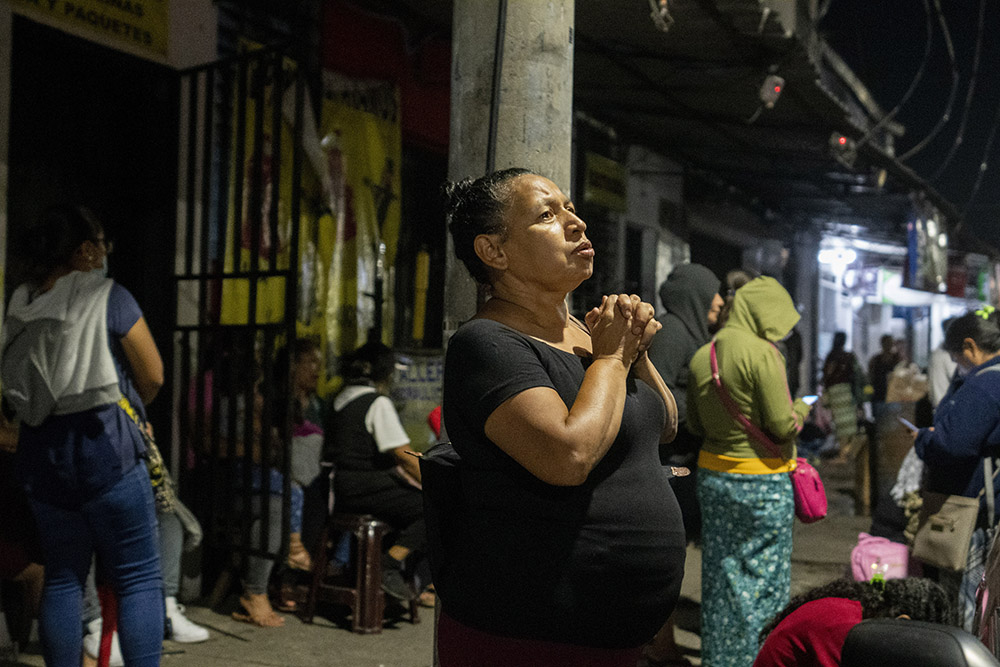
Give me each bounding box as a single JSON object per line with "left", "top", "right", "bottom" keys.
{"left": 867, "top": 334, "right": 902, "bottom": 407}
{"left": 434, "top": 168, "right": 685, "bottom": 666}
{"left": 0, "top": 205, "right": 164, "bottom": 666}
{"left": 911, "top": 307, "right": 1000, "bottom": 630}
{"left": 644, "top": 262, "right": 722, "bottom": 667}
{"left": 687, "top": 276, "right": 811, "bottom": 667}
{"left": 753, "top": 577, "right": 954, "bottom": 667}
{"left": 822, "top": 331, "right": 865, "bottom": 451}
{"left": 927, "top": 318, "right": 958, "bottom": 410}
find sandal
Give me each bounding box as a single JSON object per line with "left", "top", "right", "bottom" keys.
{"left": 286, "top": 533, "right": 313, "bottom": 572}
{"left": 232, "top": 593, "right": 285, "bottom": 628}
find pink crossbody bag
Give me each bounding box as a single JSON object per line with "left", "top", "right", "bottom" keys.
{"left": 709, "top": 341, "right": 827, "bottom": 523}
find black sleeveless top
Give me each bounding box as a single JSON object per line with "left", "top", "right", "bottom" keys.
{"left": 440, "top": 319, "right": 686, "bottom": 649}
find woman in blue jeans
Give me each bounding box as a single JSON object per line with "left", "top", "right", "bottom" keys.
{"left": 1, "top": 206, "right": 164, "bottom": 666}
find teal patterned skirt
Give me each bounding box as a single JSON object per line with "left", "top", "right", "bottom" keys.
{"left": 697, "top": 468, "right": 794, "bottom": 667}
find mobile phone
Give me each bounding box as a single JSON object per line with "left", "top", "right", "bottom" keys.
{"left": 897, "top": 416, "right": 918, "bottom": 432}
{"left": 802, "top": 395, "right": 819, "bottom": 406}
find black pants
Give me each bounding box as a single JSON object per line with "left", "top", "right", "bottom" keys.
{"left": 334, "top": 470, "right": 427, "bottom": 554}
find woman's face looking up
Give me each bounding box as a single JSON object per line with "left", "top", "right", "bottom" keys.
{"left": 492, "top": 174, "right": 594, "bottom": 291}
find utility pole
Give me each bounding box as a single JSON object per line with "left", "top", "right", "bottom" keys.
{"left": 443, "top": 0, "right": 576, "bottom": 342}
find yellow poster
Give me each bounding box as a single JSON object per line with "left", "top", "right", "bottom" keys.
{"left": 320, "top": 71, "right": 402, "bottom": 358}
{"left": 10, "top": 0, "right": 169, "bottom": 56}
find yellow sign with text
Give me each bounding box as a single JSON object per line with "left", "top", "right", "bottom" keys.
{"left": 11, "top": 0, "right": 169, "bottom": 56}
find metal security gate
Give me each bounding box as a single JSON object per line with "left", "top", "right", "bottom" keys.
{"left": 171, "top": 44, "right": 305, "bottom": 591}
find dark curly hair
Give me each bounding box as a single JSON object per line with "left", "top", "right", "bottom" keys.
{"left": 944, "top": 307, "right": 1000, "bottom": 355}
{"left": 443, "top": 167, "right": 532, "bottom": 285}
{"left": 759, "top": 577, "right": 955, "bottom": 643}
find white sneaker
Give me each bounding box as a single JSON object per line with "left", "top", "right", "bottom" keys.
{"left": 82, "top": 618, "right": 124, "bottom": 667}
{"left": 165, "top": 596, "right": 210, "bottom": 643}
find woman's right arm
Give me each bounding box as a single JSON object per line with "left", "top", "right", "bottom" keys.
{"left": 483, "top": 295, "right": 641, "bottom": 486}
{"left": 120, "top": 316, "right": 164, "bottom": 405}
{"left": 916, "top": 385, "right": 997, "bottom": 465}
{"left": 758, "top": 345, "right": 808, "bottom": 442}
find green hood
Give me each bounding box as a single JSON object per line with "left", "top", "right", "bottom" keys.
{"left": 726, "top": 276, "right": 800, "bottom": 342}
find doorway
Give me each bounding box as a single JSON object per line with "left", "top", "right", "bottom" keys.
{"left": 6, "top": 15, "right": 179, "bottom": 428}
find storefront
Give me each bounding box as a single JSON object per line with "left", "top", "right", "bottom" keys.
{"left": 815, "top": 229, "right": 996, "bottom": 380}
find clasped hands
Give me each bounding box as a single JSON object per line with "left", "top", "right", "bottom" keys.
{"left": 586, "top": 293, "right": 660, "bottom": 366}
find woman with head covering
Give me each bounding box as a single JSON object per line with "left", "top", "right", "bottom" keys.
{"left": 434, "top": 168, "right": 686, "bottom": 666}
{"left": 687, "top": 276, "right": 812, "bottom": 667}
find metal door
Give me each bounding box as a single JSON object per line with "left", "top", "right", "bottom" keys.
{"left": 171, "top": 44, "right": 306, "bottom": 585}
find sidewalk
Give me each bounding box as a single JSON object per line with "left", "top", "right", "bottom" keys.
{"left": 2, "top": 459, "right": 868, "bottom": 667}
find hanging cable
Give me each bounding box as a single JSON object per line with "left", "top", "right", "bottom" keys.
{"left": 931, "top": 0, "right": 986, "bottom": 181}
{"left": 854, "top": 0, "right": 933, "bottom": 152}
{"left": 898, "top": 0, "right": 960, "bottom": 161}
{"left": 961, "top": 88, "right": 1000, "bottom": 218}
{"left": 485, "top": 0, "right": 508, "bottom": 175}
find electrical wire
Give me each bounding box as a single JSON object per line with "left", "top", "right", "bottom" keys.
{"left": 961, "top": 86, "right": 1000, "bottom": 218}
{"left": 854, "top": 0, "right": 933, "bottom": 152}
{"left": 898, "top": 0, "right": 960, "bottom": 161}
{"left": 485, "top": 0, "right": 508, "bottom": 175}
{"left": 930, "top": 0, "right": 986, "bottom": 181}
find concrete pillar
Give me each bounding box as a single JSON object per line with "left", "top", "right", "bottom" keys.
{"left": 794, "top": 228, "right": 821, "bottom": 393}
{"left": 443, "top": 0, "right": 575, "bottom": 337}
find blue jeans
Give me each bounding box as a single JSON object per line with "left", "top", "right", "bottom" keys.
{"left": 30, "top": 463, "right": 164, "bottom": 667}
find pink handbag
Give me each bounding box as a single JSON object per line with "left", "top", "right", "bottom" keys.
{"left": 709, "top": 341, "right": 828, "bottom": 523}
{"left": 850, "top": 532, "right": 910, "bottom": 582}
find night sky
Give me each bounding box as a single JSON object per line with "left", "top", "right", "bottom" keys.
{"left": 820, "top": 0, "right": 1000, "bottom": 252}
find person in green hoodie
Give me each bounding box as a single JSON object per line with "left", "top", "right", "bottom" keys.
{"left": 687, "top": 276, "right": 811, "bottom": 667}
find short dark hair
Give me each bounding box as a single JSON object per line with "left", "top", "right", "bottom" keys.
{"left": 340, "top": 341, "right": 396, "bottom": 384}
{"left": 944, "top": 308, "right": 1000, "bottom": 355}
{"left": 22, "top": 205, "right": 103, "bottom": 282}
{"left": 444, "top": 168, "right": 532, "bottom": 285}
{"left": 759, "top": 577, "right": 955, "bottom": 643}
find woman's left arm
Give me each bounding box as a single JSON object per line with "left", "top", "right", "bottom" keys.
{"left": 633, "top": 352, "right": 678, "bottom": 444}
{"left": 120, "top": 316, "right": 165, "bottom": 405}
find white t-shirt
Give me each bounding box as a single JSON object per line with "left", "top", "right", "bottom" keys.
{"left": 333, "top": 385, "right": 410, "bottom": 453}
{"left": 928, "top": 346, "right": 958, "bottom": 408}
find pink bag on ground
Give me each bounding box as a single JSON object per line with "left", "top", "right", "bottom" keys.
{"left": 851, "top": 532, "right": 910, "bottom": 582}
